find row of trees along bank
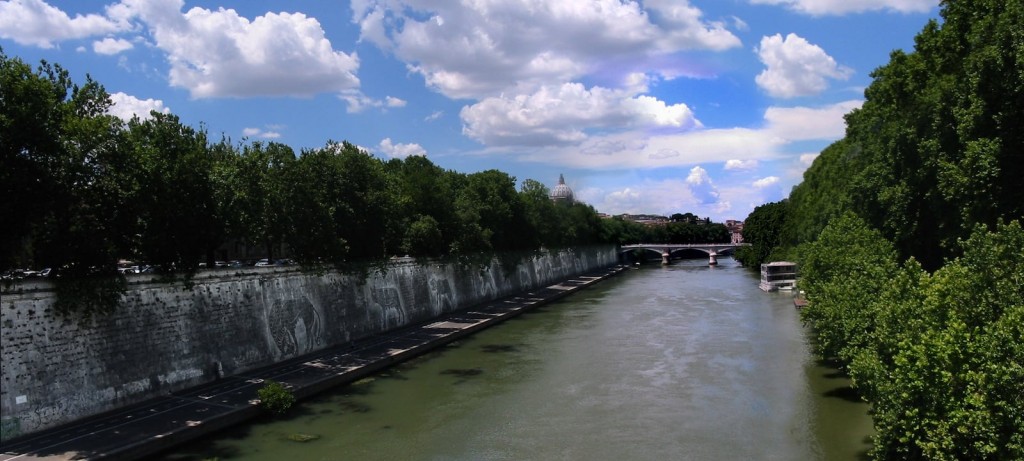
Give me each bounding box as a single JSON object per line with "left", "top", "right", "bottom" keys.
{"left": 737, "top": 1, "right": 1022, "bottom": 459}
{"left": 1, "top": 48, "right": 730, "bottom": 317}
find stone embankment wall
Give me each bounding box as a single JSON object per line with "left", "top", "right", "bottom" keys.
{"left": 0, "top": 246, "right": 617, "bottom": 441}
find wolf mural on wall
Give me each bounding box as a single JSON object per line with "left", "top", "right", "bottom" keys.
{"left": 267, "top": 296, "right": 324, "bottom": 357}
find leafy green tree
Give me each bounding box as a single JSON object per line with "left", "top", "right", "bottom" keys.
{"left": 453, "top": 170, "right": 527, "bottom": 254}
{"left": 518, "top": 179, "right": 555, "bottom": 248}
{"left": 850, "top": 221, "right": 1023, "bottom": 460}
{"left": 782, "top": 0, "right": 1024, "bottom": 270}
{"left": 127, "top": 113, "right": 220, "bottom": 276}
{"left": 1, "top": 51, "right": 139, "bottom": 314}
{"left": 599, "top": 216, "right": 645, "bottom": 245}
{"left": 385, "top": 155, "right": 460, "bottom": 257}
{"left": 219, "top": 140, "right": 296, "bottom": 261}
{"left": 285, "top": 142, "right": 394, "bottom": 268}
{"left": 798, "top": 212, "right": 900, "bottom": 363}
{"left": 734, "top": 200, "right": 788, "bottom": 267}
{"left": 554, "top": 202, "right": 603, "bottom": 246}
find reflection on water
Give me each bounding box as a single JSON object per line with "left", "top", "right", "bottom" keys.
{"left": 158, "top": 257, "right": 873, "bottom": 461}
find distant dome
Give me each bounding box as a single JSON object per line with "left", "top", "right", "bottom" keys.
{"left": 550, "top": 174, "right": 574, "bottom": 203}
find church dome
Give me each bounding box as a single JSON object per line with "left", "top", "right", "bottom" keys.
{"left": 550, "top": 174, "right": 574, "bottom": 203}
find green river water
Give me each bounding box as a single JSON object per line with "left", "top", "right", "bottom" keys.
{"left": 158, "top": 257, "right": 873, "bottom": 461}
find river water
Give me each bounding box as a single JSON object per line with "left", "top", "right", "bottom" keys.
{"left": 159, "top": 257, "right": 873, "bottom": 461}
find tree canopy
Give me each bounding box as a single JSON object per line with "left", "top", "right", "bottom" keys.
{"left": 0, "top": 49, "right": 619, "bottom": 315}
{"left": 747, "top": 2, "right": 1024, "bottom": 458}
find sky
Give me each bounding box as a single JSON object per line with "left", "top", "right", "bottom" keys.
{"left": 0, "top": 0, "right": 941, "bottom": 221}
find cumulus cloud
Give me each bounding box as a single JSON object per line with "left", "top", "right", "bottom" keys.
{"left": 378, "top": 138, "right": 426, "bottom": 159}
{"left": 749, "top": 0, "right": 937, "bottom": 15}
{"left": 352, "top": 0, "right": 739, "bottom": 99}
{"left": 93, "top": 37, "right": 133, "bottom": 55}
{"left": 119, "top": 1, "right": 359, "bottom": 98}
{"left": 763, "top": 100, "right": 861, "bottom": 141}
{"left": 0, "top": 0, "right": 127, "bottom": 48}
{"left": 685, "top": 166, "right": 720, "bottom": 204}
{"left": 107, "top": 91, "right": 169, "bottom": 121}
{"left": 755, "top": 33, "right": 853, "bottom": 98}
{"left": 242, "top": 127, "right": 282, "bottom": 139}
{"left": 461, "top": 82, "right": 700, "bottom": 146}
{"left": 725, "top": 159, "right": 759, "bottom": 170}
{"left": 753, "top": 176, "right": 781, "bottom": 188}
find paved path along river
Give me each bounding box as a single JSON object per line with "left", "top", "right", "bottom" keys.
{"left": 158, "top": 257, "right": 874, "bottom": 460}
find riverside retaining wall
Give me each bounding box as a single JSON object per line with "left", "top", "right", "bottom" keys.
{"left": 0, "top": 246, "right": 617, "bottom": 441}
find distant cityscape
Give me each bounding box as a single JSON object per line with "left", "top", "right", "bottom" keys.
{"left": 554, "top": 175, "right": 744, "bottom": 244}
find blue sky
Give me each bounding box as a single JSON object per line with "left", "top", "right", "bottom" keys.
{"left": 0, "top": 0, "right": 939, "bottom": 221}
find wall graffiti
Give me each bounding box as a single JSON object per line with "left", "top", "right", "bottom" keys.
{"left": 518, "top": 264, "right": 534, "bottom": 291}
{"left": 428, "top": 276, "right": 457, "bottom": 315}
{"left": 267, "top": 296, "right": 324, "bottom": 357}
{"left": 475, "top": 270, "right": 498, "bottom": 300}
{"left": 368, "top": 281, "right": 405, "bottom": 329}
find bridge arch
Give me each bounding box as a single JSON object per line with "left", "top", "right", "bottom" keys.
{"left": 619, "top": 243, "right": 749, "bottom": 266}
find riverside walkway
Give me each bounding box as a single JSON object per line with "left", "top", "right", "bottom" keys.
{"left": 0, "top": 265, "right": 628, "bottom": 461}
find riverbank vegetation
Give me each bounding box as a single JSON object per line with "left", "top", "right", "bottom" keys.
{"left": 739, "top": 1, "right": 1023, "bottom": 459}
{"left": 0, "top": 49, "right": 607, "bottom": 314}
{"left": 2, "top": 48, "right": 732, "bottom": 315}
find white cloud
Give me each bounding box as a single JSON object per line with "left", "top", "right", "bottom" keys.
{"left": 749, "top": 0, "right": 937, "bottom": 15}
{"left": 461, "top": 82, "right": 700, "bottom": 147}
{"left": 107, "top": 91, "right": 169, "bottom": 121}
{"left": 579, "top": 174, "right": 731, "bottom": 217}
{"left": 378, "top": 138, "right": 426, "bottom": 159}
{"left": 685, "top": 166, "right": 721, "bottom": 205}
{"left": 725, "top": 159, "right": 759, "bottom": 170}
{"left": 481, "top": 98, "right": 856, "bottom": 173}
{"left": 242, "top": 127, "right": 281, "bottom": 139}
{"left": 385, "top": 96, "right": 407, "bottom": 107}
{"left": 425, "top": 111, "right": 443, "bottom": 122}
{"left": 799, "top": 153, "right": 820, "bottom": 166}
{"left": 93, "top": 37, "right": 133, "bottom": 55}
{"left": 0, "top": 0, "right": 127, "bottom": 48}
{"left": 753, "top": 176, "right": 780, "bottom": 188}
{"left": 121, "top": 1, "right": 359, "bottom": 98}
{"left": 755, "top": 33, "right": 853, "bottom": 98}
{"left": 353, "top": 0, "right": 739, "bottom": 99}
{"left": 340, "top": 90, "right": 407, "bottom": 113}
{"left": 731, "top": 16, "right": 749, "bottom": 31}
{"left": 763, "top": 100, "right": 861, "bottom": 141}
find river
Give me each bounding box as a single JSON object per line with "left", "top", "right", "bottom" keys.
{"left": 157, "top": 257, "right": 873, "bottom": 460}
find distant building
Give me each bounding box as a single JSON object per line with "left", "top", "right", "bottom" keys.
{"left": 550, "top": 174, "right": 575, "bottom": 204}
{"left": 726, "top": 219, "right": 744, "bottom": 244}
{"left": 620, "top": 214, "right": 669, "bottom": 226}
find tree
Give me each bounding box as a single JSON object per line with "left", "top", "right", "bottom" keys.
{"left": 385, "top": 155, "right": 460, "bottom": 257}
{"left": 518, "top": 179, "right": 555, "bottom": 248}
{"left": 127, "top": 113, "right": 220, "bottom": 276}
{"left": 453, "top": 170, "right": 527, "bottom": 254}
{"left": 734, "top": 200, "right": 788, "bottom": 267}
{"left": 219, "top": 140, "right": 296, "bottom": 261}
{"left": 798, "top": 212, "right": 900, "bottom": 363}
{"left": 284, "top": 142, "right": 394, "bottom": 268}
{"left": 1, "top": 51, "right": 139, "bottom": 314}
{"left": 850, "top": 221, "right": 1024, "bottom": 460}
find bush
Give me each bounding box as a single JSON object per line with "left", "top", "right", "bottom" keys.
{"left": 257, "top": 380, "right": 295, "bottom": 415}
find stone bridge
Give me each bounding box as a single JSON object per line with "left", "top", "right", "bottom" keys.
{"left": 619, "top": 243, "right": 750, "bottom": 266}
